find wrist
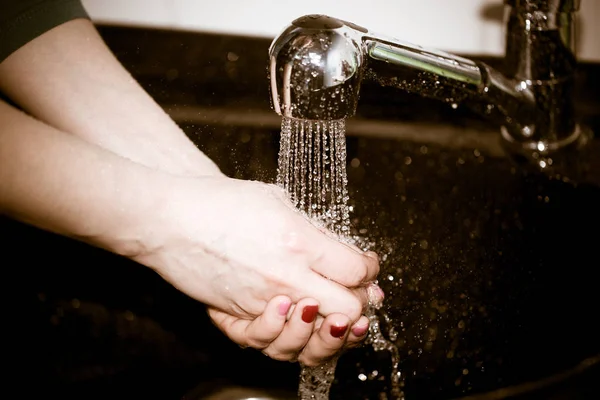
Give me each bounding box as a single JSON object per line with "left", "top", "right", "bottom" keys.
{"left": 101, "top": 172, "right": 176, "bottom": 260}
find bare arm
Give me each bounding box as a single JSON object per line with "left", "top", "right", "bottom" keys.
{"left": 0, "top": 96, "right": 376, "bottom": 321}
{"left": 0, "top": 18, "right": 220, "bottom": 177}
{"left": 0, "top": 15, "right": 382, "bottom": 365}
{"left": 0, "top": 98, "right": 172, "bottom": 255}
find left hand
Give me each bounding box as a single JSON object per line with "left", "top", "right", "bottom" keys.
{"left": 208, "top": 296, "right": 370, "bottom": 366}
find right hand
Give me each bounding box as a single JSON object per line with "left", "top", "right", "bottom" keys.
{"left": 133, "top": 175, "right": 382, "bottom": 327}
{"left": 208, "top": 296, "right": 371, "bottom": 366}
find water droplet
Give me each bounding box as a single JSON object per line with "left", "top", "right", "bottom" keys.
{"left": 537, "top": 141, "right": 547, "bottom": 152}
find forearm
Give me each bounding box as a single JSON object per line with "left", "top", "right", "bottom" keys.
{"left": 0, "top": 99, "right": 171, "bottom": 256}
{"left": 0, "top": 18, "right": 221, "bottom": 177}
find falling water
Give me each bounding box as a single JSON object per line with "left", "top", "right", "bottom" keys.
{"left": 277, "top": 117, "right": 350, "bottom": 236}
{"left": 277, "top": 116, "right": 404, "bottom": 399}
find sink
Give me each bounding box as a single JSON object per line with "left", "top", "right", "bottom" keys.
{"left": 3, "top": 25, "right": 599, "bottom": 400}
{"left": 183, "top": 115, "right": 600, "bottom": 399}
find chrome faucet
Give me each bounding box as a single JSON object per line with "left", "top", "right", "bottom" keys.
{"left": 268, "top": 0, "right": 591, "bottom": 171}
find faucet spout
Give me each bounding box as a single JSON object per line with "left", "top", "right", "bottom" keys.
{"left": 269, "top": 7, "right": 587, "bottom": 159}
{"left": 360, "top": 30, "right": 538, "bottom": 140}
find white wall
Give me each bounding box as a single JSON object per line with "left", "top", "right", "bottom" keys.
{"left": 82, "top": 0, "right": 599, "bottom": 62}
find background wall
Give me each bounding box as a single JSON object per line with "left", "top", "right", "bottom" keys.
{"left": 81, "top": 0, "right": 599, "bottom": 62}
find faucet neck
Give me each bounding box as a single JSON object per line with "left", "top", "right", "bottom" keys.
{"left": 502, "top": 2, "right": 579, "bottom": 146}
{"left": 504, "top": 4, "right": 577, "bottom": 80}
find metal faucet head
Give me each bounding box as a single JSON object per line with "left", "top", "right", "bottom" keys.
{"left": 268, "top": 15, "right": 364, "bottom": 121}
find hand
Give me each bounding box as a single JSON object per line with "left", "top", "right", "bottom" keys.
{"left": 208, "top": 296, "right": 370, "bottom": 366}
{"left": 134, "top": 176, "right": 382, "bottom": 326}
{"left": 0, "top": 98, "right": 381, "bottom": 366}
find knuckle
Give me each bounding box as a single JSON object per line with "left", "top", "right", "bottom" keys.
{"left": 354, "top": 266, "right": 369, "bottom": 285}
{"left": 246, "top": 337, "right": 271, "bottom": 350}
{"left": 265, "top": 350, "right": 296, "bottom": 362}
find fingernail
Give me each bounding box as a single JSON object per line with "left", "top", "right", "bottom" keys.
{"left": 330, "top": 324, "right": 348, "bottom": 338}
{"left": 368, "top": 284, "right": 385, "bottom": 308}
{"left": 352, "top": 323, "right": 369, "bottom": 337}
{"left": 278, "top": 300, "right": 291, "bottom": 316}
{"left": 301, "top": 305, "right": 319, "bottom": 323}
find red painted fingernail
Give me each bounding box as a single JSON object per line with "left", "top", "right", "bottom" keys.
{"left": 352, "top": 323, "right": 369, "bottom": 337}
{"left": 330, "top": 324, "right": 348, "bottom": 338}
{"left": 301, "top": 305, "right": 318, "bottom": 323}
{"left": 278, "top": 300, "right": 291, "bottom": 316}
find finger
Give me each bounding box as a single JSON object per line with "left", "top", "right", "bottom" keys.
{"left": 262, "top": 298, "right": 319, "bottom": 361}
{"left": 367, "top": 282, "right": 385, "bottom": 309}
{"left": 208, "top": 295, "right": 291, "bottom": 349}
{"left": 352, "top": 285, "right": 372, "bottom": 311}
{"left": 297, "top": 272, "right": 364, "bottom": 322}
{"left": 346, "top": 315, "right": 370, "bottom": 348}
{"left": 244, "top": 295, "right": 293, "bottom": 348}
{"left": 297, "top": 313, "right": 351, "bottom": 367}
{"left": 311, "top": 240, "right": 380, "bottom": 288}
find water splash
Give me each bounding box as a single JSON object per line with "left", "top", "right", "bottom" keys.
{"left": 277, "top": 116, "right": 404, "bottom": 399}
{"left": 365, "top": 305, "right": 404, "bottom": 399}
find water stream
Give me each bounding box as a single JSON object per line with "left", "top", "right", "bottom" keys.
{"left": 277, "top": 116, "right": 404, "bottom": 399}
{"left": 277, "top": 117, "right": 350, "bottom": 236}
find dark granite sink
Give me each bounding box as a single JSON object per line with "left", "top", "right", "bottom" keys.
{"left": 3, "top": 25, "right": 600, "bottom": 400}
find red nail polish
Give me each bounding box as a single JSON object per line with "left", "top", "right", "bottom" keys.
{"left": 330, "top": 324, "right": 348, "bottom": 338}
{"left": 301, "top": 305, "right": 318, "bottom": 323}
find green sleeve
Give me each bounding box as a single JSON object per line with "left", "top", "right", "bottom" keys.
{"left": 0, "top": 0, "right": 90, "bottom": 63}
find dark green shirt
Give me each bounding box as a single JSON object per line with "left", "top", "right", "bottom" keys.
{"left": 0, "top": 0, "right": 89, "bottom": 63}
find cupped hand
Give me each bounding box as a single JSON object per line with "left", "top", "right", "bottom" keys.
{"left": 208, "top": 296, "right": 370, "bottom": 366}
{"left": 134, "top": 175, "right": 382, "bottom": 325}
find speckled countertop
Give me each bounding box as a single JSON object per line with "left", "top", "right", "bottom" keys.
{"left": 2, "top": 25, "right": 600, "bottom": 400}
